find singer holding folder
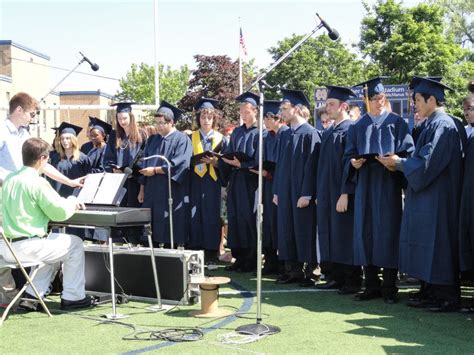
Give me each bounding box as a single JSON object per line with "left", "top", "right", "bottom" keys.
{"left": 103, "top": 102, "right": 146, "bottom": 207}
{"left": 138, "top": 101, "right": 192, "bottom": 247}
{"left": 188, "top": 98, "right": 228, "bottom": 269}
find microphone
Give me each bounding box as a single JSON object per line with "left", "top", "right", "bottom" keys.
{"left": 79, "top": 51, "right": 100, "bottom": 71}
{"left": 316, "top": 13, "right": 339, "bottom": 41}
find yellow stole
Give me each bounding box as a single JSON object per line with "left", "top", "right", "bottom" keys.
{"left": 191, "top": 130, "right": 223, "bottom": 181}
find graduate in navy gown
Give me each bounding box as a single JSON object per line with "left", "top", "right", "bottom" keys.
{"left": 343, "top": 77, "right": 414, "bottom": 303}
{"left": 379, "top": 77, "right": 463, "bottom": 312}
{"left": 219, "top": 92, "right": 260, "bottom": 272}
{"left": 250, "top": 100, "right": 288, "bottom": 275}
{"left": 103, "top": 102, "right": 146, "bottom": 207}
{"left": 188, "top": 98, "right": 228, "bottom": 268}
{"left": 49, "top": 122, "right": 92, "bottom": 198}
{"left": 138, "top": 101, "right": 192, "bottom": 247}
{"left": 87, "top": 116, "right": 112, "bottom": 173}
{"left": 273, "top": 89, "right": 320, "bottom": 286}
{"left": 80, "top": 120, "right": 94, "bottom": 155}
{"left": 314, "top": 86, "right": 362, "bottom": 294}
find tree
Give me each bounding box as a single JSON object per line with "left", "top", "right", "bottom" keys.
{"left": 359, "top": 0, "right": 473, "bottom": 117}
{"left": 431, "top": 0, "right": 473, "bottom": 49}
{"left": 264, "top": 34, "right": 366, "bottom": 107}
{"left": 179, "top": 55, "right": 254, "bottom": 127}
{"left": 359, "top": 1, "right": 467, "bottom": 82}
{"left": 116, "top": 63, "right": 190, "bottom": 105}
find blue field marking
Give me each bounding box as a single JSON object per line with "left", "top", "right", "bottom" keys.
{"left": 122, "top": 281, "right": 254, "bottom": 354}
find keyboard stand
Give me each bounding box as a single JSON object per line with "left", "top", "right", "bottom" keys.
{"left": 55, "top": 222, "right": 162, "bottom": 320}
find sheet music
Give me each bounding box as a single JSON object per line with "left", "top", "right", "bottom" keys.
{"left": 93, "top": 173, "right": 127, "bottom": 205}
{"left": 76, "top": 173, "right": 104, "bottom": 203}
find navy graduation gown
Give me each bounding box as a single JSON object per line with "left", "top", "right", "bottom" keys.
{"left": 50, "top": 152, "right": 92, "bottom": 198}
{"left": 103, "top": 130, "right": 143, "bottom": 207}
{"left": 262, "top": 126, "right": 289, "bottom": 249}
{"left": 343, "top": 112, "right": 414, "bottom": 269}
{"left": 459, "top": 136, "right": 474, "bottom": 271}
{"left": 189, "top": 131, "right": 228, "bottom": 250}
{"left": 400, "top": 109, "right": 463, "bottom": 285}
{"left": 218, "top": 124, "right": 259, "bottom": 250}
{"left": 273, "top": 123, "right": 320, "bottom": 263}
{"left": 141, "top": 130, "right": 192, "bottom": 245}
{"left": 317, "top": 119, "right": 356, "bottom": 265}
{"left": 87, "top": 145, "right": 107, "bottom": 173}
{"left": 80, "top": 141, "right": 94, "bottom": 155}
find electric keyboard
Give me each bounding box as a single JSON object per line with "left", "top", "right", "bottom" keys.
{"left": 53, "top": 206, "right": 151, "bottom": 228}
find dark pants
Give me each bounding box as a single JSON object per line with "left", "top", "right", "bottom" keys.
{"left": 263, "top": 247, "right": 279, "bottom": 270}
{"left": 427, "top": 283, "right": 460, "bottom": 304}
{"left": 364, "top": 265, "right": 398, "bottom": 296}
{"left": 332, "top": 263, "right": 362, "bottom": 288}
{"left": 232, "top": 247, "right": 257, "bottom": 269}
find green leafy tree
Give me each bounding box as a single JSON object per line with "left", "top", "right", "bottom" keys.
{"left": 116, "top": 62, "right": 190, "bottom": 105}
{"left": 264, "top": 34, "right": 366, "bottom": 107}
{"left": 179, "top": 55, "right": 254, "bottom": 127}
{"left": 359, "top": 0, "right": 473, "bottom": 117}
{"left": 431, "top": 0, "right": 473, "bottom": 49}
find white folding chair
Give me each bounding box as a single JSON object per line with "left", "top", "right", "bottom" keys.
{"left": 0, "top": 231, "right": 52, "bottom": 326}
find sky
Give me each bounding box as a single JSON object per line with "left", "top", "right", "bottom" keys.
{"left": 1, "top": 0, "right": 424, "bottom": 97}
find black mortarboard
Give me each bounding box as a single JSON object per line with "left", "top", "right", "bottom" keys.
{"left": 281, "top": 88, "right": 310, "bottom": 108}
{"left": 354, "top": 76, "right": 388, "bottom": 97}
{"left": 111, "top": 102, "right": 136, "bottom": 113}
{"left": 326, "top": 85, "right": 357, "bottom": 102}
{"left": 236, "top": 92, "right": 260, "bottom": 107}
{"left": 409, "top": 76, "right": 442, "bottom": 90}
{"left": 410, "top": 76, "right": 453, "bottom": 102}
{"left": 57, "top": 122, "right": 82, "bottom": 136}
{"left": 194, "top": 98, "right": 219, "bottom": 111}
{"left": 155, "top": 100, "right": 184, "bottom": 121}
{"left": 88, "top": 116, "right": 112, "bottom": 135}
{"left": 263, "top": 100, "right": 281, "bottom": 116}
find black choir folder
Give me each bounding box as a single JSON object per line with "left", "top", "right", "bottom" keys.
{"left": 76, "top": 172, "right": 128, "bottom": 206}
{"left": 354, "top": 150, "right": 410, "bottom": 161}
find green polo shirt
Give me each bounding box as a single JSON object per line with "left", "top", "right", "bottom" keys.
{"left": 2, "top": 166, "right": 77, "bottom": 239}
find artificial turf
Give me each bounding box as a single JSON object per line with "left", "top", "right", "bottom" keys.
{"left": 1, "top": 267, "right": 474, "bottom": 354}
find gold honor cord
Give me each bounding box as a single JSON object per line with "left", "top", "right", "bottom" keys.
{"left": 364, "top": 84, "right": 371, "bottom": 114}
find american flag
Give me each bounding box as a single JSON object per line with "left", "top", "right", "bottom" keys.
{"left": 240, "top": 27, "right": 248, "bottom": 56}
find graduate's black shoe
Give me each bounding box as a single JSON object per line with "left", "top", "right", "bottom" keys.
{"left": 315, "top": 280, "right": 341, "bottom": 290}
{"left": 60, "top": 295, "right": 95, "bottom": 311}
{"left": 406, "top": 297, "right": 438, "bottom": 308}
{"left": 354, "top": 290, "right": 382, "bottom": 301}
{"left": 338, "top": 286, "right": 361, "bottom": 295}
{"left": 427, "top": 301, "right": 459, "bottom": 313}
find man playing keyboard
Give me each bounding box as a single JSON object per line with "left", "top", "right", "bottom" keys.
{"left": 0, "top": 138, "right": 94, "bottom": 311}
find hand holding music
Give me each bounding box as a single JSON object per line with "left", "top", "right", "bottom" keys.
{"left": 222, "top": 156, "right": 241, "bottom": 168}
{"left": 376, "top": 154, "right": 399, "bottom": 172}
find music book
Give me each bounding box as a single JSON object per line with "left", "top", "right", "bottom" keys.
{"left": 221, "top": 151, "right": 253, "bottom": 163}
{"left": 190, "top": 151, "right": 223, "bottom": 166}
{"left": 250, "top": 161, "right": 276, "bottom": 172}
{"left": 76, "top": 172, "right": 127, "bottom": 205}
{"left": 354, "top": 150, "right": 410, "bottom": 161}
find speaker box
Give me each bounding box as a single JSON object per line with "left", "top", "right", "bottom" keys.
{"left": 84, "top": 245, "right": 204, "bottom": 305}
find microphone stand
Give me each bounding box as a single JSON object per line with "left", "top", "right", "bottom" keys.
{"left": 236, "top": 15, "right": 330, "bottom": 338}
{"left": 140, "top": 155, "right": 174, "bottom": 249}
{"left": 40, "top": 56, "right": 88, "bottom": 104}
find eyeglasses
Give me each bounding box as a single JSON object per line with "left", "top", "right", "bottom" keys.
{"left": 155, "top": 121, "right": 170, "bottom": 126}
{"left": 22, "top": 107, "right": 40, "bottom": 118}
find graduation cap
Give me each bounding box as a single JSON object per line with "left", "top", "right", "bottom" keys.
{"left": 354, "top": 76, "right": 388, "bottom": 98}
{"left": 57, "top": 122, "right": 82, "bottom": 136}
{"left": 155, "top": 100, "right": 184, "bottom": 121}
{"left": 236, "top": 92, "right": 260, "bottom": 107}
{"left": 409, "top": 76, "right": 442, "bottom": 90}
{"left": 326, "top": 85, "right": 357, "bottom": 102}
{"left": 281, "top": 88, "right": 310, "bottom": 108}
{"left": 263, "top": 100, "right": 281, "bottom": 116}
{"left": 410, "top": 76, "right": 453, "bottom": 102}
{"left": 194, "top": 97, "right": 219, "bottom": 111}
{"left": 89, "top": 116, "right": 112, "bottom": 135}
{"left": 111, "top": 102, "right": 136, "bottom": 113}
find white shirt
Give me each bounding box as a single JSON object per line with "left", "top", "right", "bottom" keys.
{"left": 0, "top": 119, "right": 31, "bottom": 181}
{"left": 465, "top": 125, "right": 474, "bottom": 138}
